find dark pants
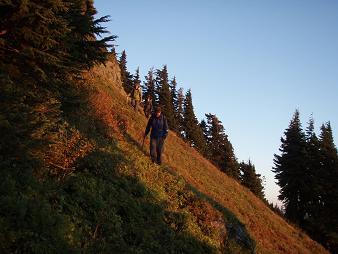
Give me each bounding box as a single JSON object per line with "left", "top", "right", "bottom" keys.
{"left": 150, "top": 137, "right": 165, "bottom": 165}
{"left": 132, "top": 99, "right": 139, "bottom": 110}
{"left": 144, "top": 105, "right": 152, "bottom": 118}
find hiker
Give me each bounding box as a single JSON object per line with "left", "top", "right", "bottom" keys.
{"left": 144, "top": 106, "right": 168, "bottom": 165}
{"left": 131, "top": 82, "right": 142, "bottom": 111}
{"left": 143, "top": 95, "right": 153, "bottom": 118}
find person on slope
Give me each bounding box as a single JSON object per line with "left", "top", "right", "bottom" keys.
{"left": 143, "top": 95, "right": 153, "bottom": 118}
{"left": 144, "top": 106, "right": 168, "bottom": 165}
{"left": 131, "top": 81, "right": 142, "bottom": 111}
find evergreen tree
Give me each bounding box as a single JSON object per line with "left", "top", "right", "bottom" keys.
{"left": 240, "top": 160, "right": 265, "bottom": 199}
{"left": 0, "top": 1, "right": 116, "bottom": 252}
{"left": 110, "top": 46, "right": 117, "bottom": 58}
{"left": 176, "top": 87, "right": 185, "bottom": 137}
{"left": 318, "top": 122, "right": 338, "bottom": 252}
{"left": 169, "top": 77, "right": 179, "bottom": 132}
{"left": 65, "top": 0, "right": 116, "bottom": 70}
{"left": 200, "top": 119, "right": 209, "bottom": 147}
{"left": 273, "top": 110, "right": 308, "bottom": 225}
{"left": 182, "top": 90, "right": 207, "bottom": 153}
{"left": 205, "top": 113, "right": 227, "bottom": 163}
{"left": 133, "top": 67, "right": 141, "bottom": 85}
{"left": 303, "top": 116, "right": 322, "bottom": 221}
{"left": 119, "top": 50, "right": 133, "bottom": 94}
{"left": 155, "top": 65, "right": 176, "bottom": 129}
{"left": 204, "top": 113, "right": 239, "bottom": 179}
{"left": 0, "top": 0, "right": 115, "bottom": 81}
{"left": 144, "top": 68, "right": 156, "bottom": 102}
{"left": 223, "top": 138, "right": 239, "bottom": 179}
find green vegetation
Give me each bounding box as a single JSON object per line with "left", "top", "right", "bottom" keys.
{"left": 0, "top": 0, "right": 333, "bottom": 253}
{"left": 0, "top": 1, "right": 255, "bottom": 252}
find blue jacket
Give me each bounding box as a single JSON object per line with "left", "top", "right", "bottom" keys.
{"left": 145, "top": 113, "right": 168, "bottom": 139}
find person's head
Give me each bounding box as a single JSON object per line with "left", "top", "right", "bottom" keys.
{"left": 155, "top": 106, "right": 161, "bottom": 117}
{"left": 135, "top": 82, "right": 140, "bottom": 88}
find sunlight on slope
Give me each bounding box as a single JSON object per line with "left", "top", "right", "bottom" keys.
{"left": 85, "top": 59, "right": 328, "bottom": 254}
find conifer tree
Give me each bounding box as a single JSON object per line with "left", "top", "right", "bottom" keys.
{"left": 144, "top": 68, "right": 156, "bottom": 102}
{"left": 240, "top": 160, "right": 265, "bottom": 199}
{"left": 132, "top": 66, "right": 142, "bottom": 96}
{"left": 183, "top": 90, "right": 207, "bottom": 153}
{"left": 133, "top": 67, "right": 141, "bottom": 85}
{"left": 304, "top": 116, "right": 322, "bottom": 219}
{"left": 200, "top": 119, "right": 209, "bottom": 146}
{"left": 318, "top": 122, "right": 338, "bottom": 251}
{"left": 0, "top": 0, "right": 69, "bottom": 79}
{"left": 273, "top": 110, "right": 308, "bottom": 225}
{"left": 176, "top": 87, "right": 185, "bottom": 137}
{"left": 119, "top": 50, "right": 133, "bottom": 94}
{"left": 169, "top": 77, "right": 179, "bottom": 132}
{"left": 205, "top": 113, "right": 227, "bottom": 163}
{"left": 0, "top": 1, "right": 116, "bottom": 252}
{"left": 204, "top": 113, "right": 239, "bottom": 179}
{"left": 65, "top": 0, "right": 116, "bottom": 70}
{"left": 155, "top": 65, "right": 176, "bottom": 128}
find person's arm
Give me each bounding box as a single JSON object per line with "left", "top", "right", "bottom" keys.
{"left": 163, "top": 116, "right": 168, "bottom": 138}
{"left": 144, "top": 116, "right": 152, "bottom": 137}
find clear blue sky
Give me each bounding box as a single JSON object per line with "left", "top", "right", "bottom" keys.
{"left": 94, "top": 0, "right": 338, "bottom": 205}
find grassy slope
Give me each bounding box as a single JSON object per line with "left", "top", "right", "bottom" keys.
{"left": 83, "top": 59, "right": 328, "bottom": 254}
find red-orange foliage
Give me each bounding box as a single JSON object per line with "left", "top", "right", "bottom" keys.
{"left": 87, "top": 89, "right": 127, "bottom": 139}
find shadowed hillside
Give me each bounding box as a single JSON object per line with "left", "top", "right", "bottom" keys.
{"left": 0, "top": 1, "right": 335, "bottom": 252}
{"left": 0, "top": 50, "right": 328, "bottom": 252}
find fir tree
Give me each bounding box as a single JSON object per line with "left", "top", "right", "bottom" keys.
{"left": 119, "top": 50, "right": 133, "bottom": 94}
{"left": 318, "top": 122, "right": 338, "bottom": 252}
{"left": 200, "top": 119, "right": 209, "bottom": 148}
{"left": 65, "top": 0, "right": 116, "bottom": 70}
{"left": 240, "top": 160, "right": 265, "bottom": 199}
{"left": 1, "top": 0, "right": 67, "bottom": 80}
{"left": 204, "top": 113, "right": 239, "bottom": 179}
{"left": 133, "top": 67, "right": 141, "bottom": 85}
{"left": 0, "top": 1, "right": 116, "bottom": 252}
{"left": 182, "top": 90, "right": 207, "bottom": 153}
{"left": 273, "top": 110, "right": 308, "bottom": 225}
{"left": 144, "top": 68, "right": 156, "bottom": 102}
{"left": 176, "top": 87, "right": 185, "bottom": 137}
{"left": 155, "top": 65, "right": 176, "bottom": 128}
{"left": 304, "top": 116, "right": 322, "bottom": 219}
{"left": 169, "top": 77, "right": 179, "bottom": 132}
{"left": 205, "top": 113, "right": 227, "bottom": 163}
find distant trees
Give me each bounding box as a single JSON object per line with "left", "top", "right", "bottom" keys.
{"left": 155, "top": 65, "right": 176, "bottom": 129}
{"left": 119, "top": 50, "right": 133, "bottom": 94}
{"left": 273, "top": 110, "right": 307, "bottom": 224}
{"left": 143, "top": 68, "right": 156, "bottom": 102}
{"left": 133, "top": 67, "right": 141, "bottom": 86}
{"left": 182, "top": 90, "right": 207, "bottom": 153}
{"left": 121, "top": 64, "right": 267, "bottom": 196}
{"left": 273, "top": 110, "right": 338, "bottom": 252}
{"left": 169, "top": 77, "right": 179, "bottom": 133}
{"left": 201, "top": 113, "right": 239, "bottom": 179}
{"left": 240, "top": 160, "right": 265, "bottom": 199}
{"left": 176, "top": 88, "right": 185, "bottom": 137}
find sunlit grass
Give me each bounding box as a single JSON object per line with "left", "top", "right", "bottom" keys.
{"left": 83, "top": 59, "right": 329, "bottom": 254}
